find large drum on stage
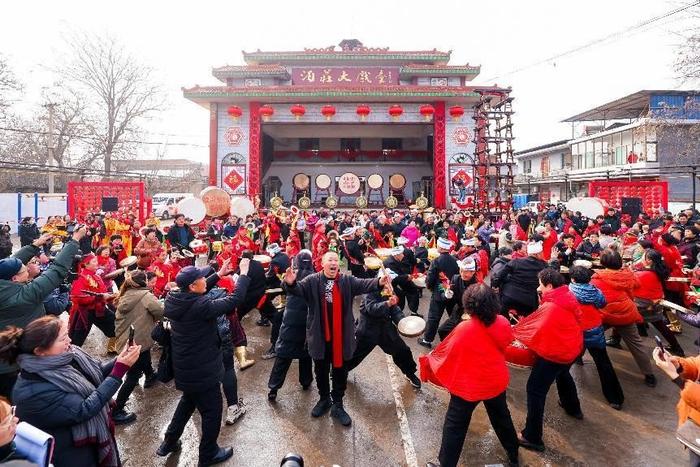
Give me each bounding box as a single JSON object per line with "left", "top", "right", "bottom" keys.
{"left": 338, "top": 172, "right": 361, "bottom": 195}
{"left": 199, "top": 186, "right": 231, "bottom": 218}
{"left": 389, "top": 173, "right": 406, "bottom": 191}
{"left": 230, "top": 196, "right": 255, "bottom": 219}
{"left": 293, "top": 173, "right": 310, "bottom": 191}
{"left": 565, "top": 197, "right": 610, "bottom": 219}
{"left": 315, "top": 174, "right": 332, "bottom": 190}
{"left": 505, "top": 339, "right": 536, "bottom": 369}
{"left": 367, "top": 173, "right": 384, "bottom": 190}
{"left": 176, "top": 198, "right": 207, "bottom": 224}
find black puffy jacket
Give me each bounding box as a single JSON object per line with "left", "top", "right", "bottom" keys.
{"left": 164, "top": 271, "right": 249, "bottom": 392}
{"left": 491, "top": 256, "right": 547, "bottom": 312}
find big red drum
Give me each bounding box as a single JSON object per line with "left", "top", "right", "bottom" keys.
{"left": 505, "top": 339, "right": 536, "bottom": 369}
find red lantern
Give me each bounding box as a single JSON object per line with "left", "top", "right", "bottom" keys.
{"left": 259, "top": 105, "right": 274, "bottom": 122}
{"left": 449, "top": 105, "right": 465, "bottom": 121}
{"left": 419, "top": 104, "right": 435, "bottom": 121}
{"left": 290, "top": 104, "right": 306, "bottom": 121}
{"left": 388, "top": 105, "right": 403, "bottom": 121}
{"left": 227, "top": 105, "right": 243, "bottom": 121}
{"left": 356, "top": 104, "right": 371, "bottom": 121}
{"left": 321, "top": 105, "right": 336, "bottom": 121}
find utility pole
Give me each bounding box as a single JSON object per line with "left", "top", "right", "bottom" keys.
{"left": 693, "top": 166, "right": 697, "bottom": 211}
{"left": 45, "top": 103, "right": 56, "bottom": 194}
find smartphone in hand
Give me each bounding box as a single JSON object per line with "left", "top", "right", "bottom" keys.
{"left": 655, "top": 335, "right": 665, "bottom": 361}
{"left": 128, "top": 325, "right": 135, "bottom": 347}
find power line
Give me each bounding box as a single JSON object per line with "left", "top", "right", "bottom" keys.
{"left": 0, "top": 125, "right": 209, "bottom": 148}
{"left": 485, "top": 1, "right": 700, "bottom": 81}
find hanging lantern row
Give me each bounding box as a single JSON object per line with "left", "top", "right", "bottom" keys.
{"left": 251, "top": 104, "right": 448, "bottom": 122}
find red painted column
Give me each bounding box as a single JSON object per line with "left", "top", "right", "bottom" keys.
{"left": 248, "top": 102, "right": 261, "bottom": 198}
{"left": 208, "top": 103, "right": 218, "bottom": 186}
{"left": 433, "top": 101, "right": 446, "bottom": 208}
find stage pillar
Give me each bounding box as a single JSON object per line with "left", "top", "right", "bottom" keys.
{"left": 433, "top": 101, "right": 446, "bottom": 208}
{"left": 209, "top": 103, "right": 218, "bottom": 186}
{"left": 248, "top": 101, "right": 261, "bottom": 198}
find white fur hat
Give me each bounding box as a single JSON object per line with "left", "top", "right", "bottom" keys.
{"left": 458, "top": 259, "right": 477, "bottom": 271}
{"left": 437, "top": 238, "right": 453, "bottom": 250}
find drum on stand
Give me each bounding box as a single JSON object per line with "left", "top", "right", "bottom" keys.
{"left": 176, "top": 198, "right": 207, "bottom": 225}
{"left": 293, "top": 173, "right": 310, "bottom": 202}
{"left": 314, "top": 174, "right": 332, "bottom": 204}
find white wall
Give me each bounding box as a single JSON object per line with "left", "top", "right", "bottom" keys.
{"left": 0, "top": 193, "right": 67, "bottom": 226}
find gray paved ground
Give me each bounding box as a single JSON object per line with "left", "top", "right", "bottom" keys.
{"left": 75, "top": 288, "right": 691, "bottom": 467}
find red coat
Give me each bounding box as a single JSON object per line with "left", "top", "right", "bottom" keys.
{"left": 655, "top": 239, "right": 688, "bottom": 293}
{"left": 542, "top": 230, "right": 558, "bottom": 261}
{"left": 633, "top": 269, "right": 665, "bottom": 301}
{"left": 591, "top": 269, "right": 643, "bottom": 326}
{"left": 149, "top": 260, "right": 179, "bottom": 298}
{"left": 514, "top": 286, "right": 583, "bottom": 364}
{"left": 419, "top": 315, "right": 513, "bottom": 401}
{"left": 69, "top": 270, "right": 108, "bottom": 331}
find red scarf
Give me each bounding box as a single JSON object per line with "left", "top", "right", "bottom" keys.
{"left": 321, "top": 278, "right": 344, "bottom": 368}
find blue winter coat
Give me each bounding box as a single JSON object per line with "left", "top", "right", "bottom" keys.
{"left": 12, "top": 359, "right": 121, "bottom": 467}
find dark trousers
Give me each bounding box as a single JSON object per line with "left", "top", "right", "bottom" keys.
{"left": 522, "top": 358, "right": 581, "bottom": 445}
{"left": 69, "top": 311, "right": 115, "bottom": 347}
{"left": 437, "top": 310, "right": 462, "bottom": 341}
{"left": 586, "top": 346, "right": 624, "bottom": 405}
{"left": 222, "top": 351, "right": 238, "bottom": 406}
{"left": 268, "top": 355, "right": 313, "bottom": 390}
{"left": 349, "top": 264, "right": 366, "bottom": 278}
{"left": 164, "top": 387, "right": 223, "bottom": 461}
{"left": 115, "top": 349, "right": 153, "bottom": 410}
{"left": 0, "top": 371, "right": 18, "bottom": 403}
{"left": 424, "top": 299, "right": 449, "bottom": 342}
{"left": 439, "top": 392, "right": 519, "bottom": 467}
{"left": 501, "top": 295, "right": 537, "bottom": 317}
{"left": 314, "top": 350, "right": 348, "bottom": 403}
{"left": 396, "top": 289, "right": 419, "bottom": 315}
{"left": 270, "top": 309, "right": 283, "bottom": 347}
{"left": 346, "top": 331, "right": 416, "bottom": 376}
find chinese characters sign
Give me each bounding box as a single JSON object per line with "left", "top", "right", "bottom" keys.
{"left": 291, "top": 67, "right": 399, "bottom": 86}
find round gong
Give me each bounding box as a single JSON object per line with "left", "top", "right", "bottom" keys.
{"left": 338, "top": 172, "right": 361, "bottom": 195}
{"left": 315, "top": 173, "right": 332, "bottom": 190}
{"left": 199, "top": 186, "right": 231, "bottom": 218}
{"left": 293, "top": 173, "right": 310, "bottom": 191}
{"left": 367, "top": 173, "right": 384, "bottom": 189}
{"left": 389, "top": 173, "right": 406, "bottom": 190}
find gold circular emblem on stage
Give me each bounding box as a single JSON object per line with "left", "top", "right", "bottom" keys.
{"left": 298, "top": 196, "right": 311, "bottom": 209}
{"left": 356, "top": 194, "right": 368, "bottom": 208}
{"left": 415, "top": 193, "right": 429, "bottom": 210}
{"left": 386, "top": 195, "right": 398, "bottom": 209}
{"left": 270, "top": 195, "right": 283, "bottom": 209}
{"left": 325, "top": 195, "right": 338, "bottom": 209}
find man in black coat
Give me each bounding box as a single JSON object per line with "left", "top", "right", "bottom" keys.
{"left": 491, "top": 241, "right": 547, "bottom": 316}
{"left": 158, "top": 258, "right": 249, "bottom": 466}
{"left": 341, "top": 228, "right": 367, "bottom": 278}
{"left": 18, "top": 217, "right": 40, "bottom": 247}
{"left": 166, "top": 214, "right": 195, "bottom": 255}
{"left": 576, "top": 232, "right": 603, "bottom": 260}
{"left": 383, "top": 246, "right": 420, "bottom": 317}
{"left": 346, "top": 272, "right": 421, "bottom": 388}
{"left": 437, "top": 258, "right": 480, "bottom": 340}
{"left": 282, "top": 251, "right": 389, "bottom": 427}
{"left": 261, "top": 243, "right": 291, "bottom": 358}
{"left": 419, "top": 238, "right": 460, "bottom": 348}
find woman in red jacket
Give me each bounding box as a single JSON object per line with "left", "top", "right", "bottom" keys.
{"left": 421, "top": 283, "right": 519, "bottom": 467}
{"left": 591, "top": 249, "right": 656, "bottom": 387}
{"left": 655, "top": 230, "right": 688, "bottom": 333}
{"left": 515, "top": 268, "right": 583, "bottom": 452}
{"left": 69, "top": 253, "right": 117, "bottom": 347}
{"left": 633, "top": 249, "right": 684, "bottom": 355}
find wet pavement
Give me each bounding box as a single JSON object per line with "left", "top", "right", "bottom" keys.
{"left": 80, "top": 289, "right": 691, "bottom": 467}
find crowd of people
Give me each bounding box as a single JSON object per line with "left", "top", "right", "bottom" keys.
{"left": 0, "top": 201, "right": 699, "bottom": 466}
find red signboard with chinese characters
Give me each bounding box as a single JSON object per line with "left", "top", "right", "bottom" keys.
{"left": 291, "top": 67, "right": 399, "bottom": 86}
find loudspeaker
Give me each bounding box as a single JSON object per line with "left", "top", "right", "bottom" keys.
{"left": 621, "top": 197, "right": 642, "bottom": 220}
{"left": 101, "top": 197, "right": 119, "bottom": 212}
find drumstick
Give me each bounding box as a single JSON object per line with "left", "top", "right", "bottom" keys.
{"left": 365, "top": 245, "right": 394, "bottom": 295}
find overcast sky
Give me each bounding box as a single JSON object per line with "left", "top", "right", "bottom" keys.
{"left": 1, "top": 0, "right": 695, "bottom": 164}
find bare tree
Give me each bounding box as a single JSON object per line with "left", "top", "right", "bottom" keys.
{"left": 57, "top": 33, "right": 164, "bottom": 173}
{"left": 0, "top": 54, "right": 21, "bottom": 116}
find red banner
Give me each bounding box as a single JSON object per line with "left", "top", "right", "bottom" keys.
{"left": 291, "top": 67, "right": 399, "bottom": 86}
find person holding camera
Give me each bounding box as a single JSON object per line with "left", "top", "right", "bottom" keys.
{"left": 157, "top": 258, "right": 250, "bottom": 466}
{"left": 0, "top": 227, "right": 85, "bottom": 400}
{"left": 0, "top": 315, "right": 141, "bottom": 467}
{"left": 26, "top": 255, "right": 71, "bottom": 317}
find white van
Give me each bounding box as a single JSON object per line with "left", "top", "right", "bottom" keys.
{"left": 152, "top": 193, "right": 192, "bottom": 219}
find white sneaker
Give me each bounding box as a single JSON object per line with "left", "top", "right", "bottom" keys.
{"left": 225, "top": 400, "right": 247, "bottom": 425}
